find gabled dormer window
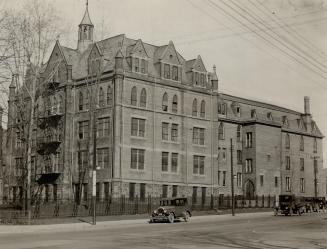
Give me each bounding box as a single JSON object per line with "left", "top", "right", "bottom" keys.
{"left": 251, "top": 109, "right": 257, "bottom": 119}
{"left": 283, "top": 116, "right": 289, "bottom": 128}
{"left": 218, "top": 102, "right": 227, "bottom": 115}
{"left": 164, "top": 64, "right": 170, "bottom": 79}
{"left": 172, "top": 66, "right": 178, "bottom": 81}
{"left": 140, "top": 59, "right": 148, "bottom": 74}
{"left": 193, "top": 71, "right": 207, "bottom": 87}
{"left": 132, "top": 57, "right": 148, "bottom": 74}
{"left": 267, "top": 112, "right": 273, "bottom": 121}
{"left": 134, "top": 58, "right": 139, "bottom": 72}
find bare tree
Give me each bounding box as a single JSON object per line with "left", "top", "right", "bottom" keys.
{"left": 0, "top": 0, "right": 65, "bottom": 207}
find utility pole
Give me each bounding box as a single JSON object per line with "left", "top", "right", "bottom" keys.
{"left": 313, "top": 157, "right": 318, "bottom": 199}
{"left": 230, "top": 138, "right": 235, "bottom": 216}
{"left": 92, "top": 83, "right": 97, "bottom": 226}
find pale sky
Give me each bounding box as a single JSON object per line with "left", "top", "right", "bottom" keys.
{"left": 2, "top": 0, "right": 327, "bottom": 166}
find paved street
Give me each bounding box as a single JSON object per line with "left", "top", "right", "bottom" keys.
{"left": 0, "top": 212, "right": 326, "bottom": 249}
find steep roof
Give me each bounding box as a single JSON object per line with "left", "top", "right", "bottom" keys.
{"left": 79, "top": 4, "right": 93, "bottom": 26}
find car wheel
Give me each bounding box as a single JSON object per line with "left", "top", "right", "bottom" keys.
{"left": 168, "top": 213, "right": 174, "bottom": 223}
{"left": 184, "top": 212, "right": 190, "bottom": 222}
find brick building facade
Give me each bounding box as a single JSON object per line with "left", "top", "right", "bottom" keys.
{"left": 4, "top": 4, "right": 325, "bottom": 203}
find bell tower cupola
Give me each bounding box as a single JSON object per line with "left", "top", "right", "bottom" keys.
{"left": 77, "top": 0, "right": 94, "bottom": 53}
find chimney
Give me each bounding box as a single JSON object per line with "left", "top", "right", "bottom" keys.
{"left": 304, "top": 96, "right": 310, "bottom": 115}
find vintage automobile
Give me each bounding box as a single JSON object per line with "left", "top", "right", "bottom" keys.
{"left": 274, "top": 194, "right": 305, "bottom": 216}
{"left": 150, "top": 197, "right": 192, "bottom": 223}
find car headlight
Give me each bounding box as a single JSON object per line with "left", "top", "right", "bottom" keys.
{"left": 153, "top": 210, "right": 157, "bottom": 214}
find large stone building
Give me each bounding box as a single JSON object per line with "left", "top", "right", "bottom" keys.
{"left": 4, "top": 4, "right": 326, "bottom": 203}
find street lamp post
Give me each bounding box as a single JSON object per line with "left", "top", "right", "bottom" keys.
{"left": 230, "top": 138, "right": 235, "bottom": 216}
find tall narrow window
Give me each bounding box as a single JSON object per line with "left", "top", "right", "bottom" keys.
{"left": 172, "top": 66, "right": 178, "bottom": 81}
{"left": 164, "top": 64, "right": 170, "bottom": 79}
{"left": 200, "top": 100, "right": 206, "bottom": 118}
{"left": 58, "top": 95, "right": 63, "bottom": 113}
{"left": 300, "top": 178, "right": 305, "bottom": 193}
{"left": 246, "top": 132, "right": 253, "bottom": 148}
{"left": 171, "top": 124, "right": 178, "bottom": 142}
{"left": 237, "top": 125, "right": 241, "bottom": 142}
{"left": 131, "top": 118, "right": 145, "bottom": 137}
{"left": 162, "top": 152, "right": 169, "bottom": 172}
{"left": 52, "top": 96, "right": 58, "bottom": 114}
{"left": 218, "top": 123, "right": 224, "bottom": 140}
{"left": 192, "top": 99, "right": 197, "bottom": 116}
{"left": 275, "top": 177, "right": 278, "bottom": 188}
{"left": 162, "top": 92, "right": 168, "bottom": 111}
{"left": 162, "top": 122, "right": 169, "bottom": 141}
{"left": 222, "top": 171, "right": 226, "bottom": 186}
{"left": 107, "top": 85, "right": 113, "bottom": 106}
{"left": 97, "top": 117, "right": 110, "bottom": 137}
{"left": 172, "top": 185, "right": 178, "bottom": 197}
{"left": 140, "top": 88, "right": 147, "bottom": 108}
{"left": 85, "top": 91, "right": 89, "bottom": 110}
{"left": 260, "top": 175, "right": 264, "bottom": 186}
{"left": 286, "top": 177, "right": 291, "bottom": 192}
{"left": 237, "top": 150, "right": 242, "bottom": 164}
{"left": 193, "top": 155, "right": 205, "bottom": 175}
{"left": 140, "top": 59, "right": 147, "bottom": 74}
{"left": 131, "top": 86, "right": 137, "bottom": 106}
{"left": 171, "top": 153, "right": 178, "bottom": 172}
{"left": 78, "top": 91, "right": 84, "bottom": 111}
{"left": 129, "top": 183, "right": 135, "bottom": 200}
{"left": 245, "top": 159, "right": 253, "bottom": 173}
{"left": 172, "top": 95, "right": 178, "bottom": 113}
{"left": 313, "top": 138, "right": 317, "bottom": 153}
{"left": 300, "top": 158, "right": 304, "bottom": 171}
{"left": 131, "top": 149, "right": 145, "bottom": 170}
{"left": 97, "top": 148, "right": 109, "bottom": 169}
{"left": 134, "top": 58, "right": 139, "bottom": 72}
{"left": 140, "top": 183, "right": 146, "bottom": 201}
{"left": 285, "top": 134, "right": 290, "bottom": 149}
{"left": 162, "top": 185, "right": 168, "bottom": 198}
{"left": 98, "top": 87, "right": 104, "bottom": 107}
{"left": 193, "top": 127, "right": 205, "bottom": 145}
{"left": 285, "top": 156, "right": 290, "bottom": 170}
{"left": 300, "top": 135, "right": 304, "bottom": 151}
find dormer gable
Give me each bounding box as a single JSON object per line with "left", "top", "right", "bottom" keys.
{"left": 251, "top": 109, "right": 257, "bottom": 119}
{"left": 267, "top": 112, "right": 273, "bottom": 121}
{"left": 88, "top": 43, "right": 103, "bottom": 75}
{"left": 193, "top": 55, "right": 207, "bottom": 73}
{"left": 129, "top": 39, "right": 149, "bottom": 58}
{"left": 43, "top": 41, "right": 68, "bottom": 85}
{"left": 282, "top": 116, "right": 289, "bottom": 128}
{"left": 158, "top": 41, "right": 181, "bottom": 65}
{"left": 297, "top": 118, "right": 306, "bottom": 131}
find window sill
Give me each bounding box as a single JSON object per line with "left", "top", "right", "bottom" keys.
{"left": 131, "top": 136, "right": 147, "bottom": 140}
{"left": 130, "top": 168, "right": 146, "bottom": 172}
{"left": 162, "top": 140, "right": 180, "bottom": 145}
{"left": 192, "top": 144, "right": 206, "bottom": 148}
{"left": 192, "top": 174, "right": 205, "bottom": 177}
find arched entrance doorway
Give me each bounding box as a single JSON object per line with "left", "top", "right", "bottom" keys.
{"left": 244, "top": 180, "right": 255, "bottom": 199}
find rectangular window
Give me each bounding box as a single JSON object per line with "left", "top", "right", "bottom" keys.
{"left": 171, "top": 124, "right": 178, "bottom": 142}
{"left": 162, "top": 185, "right": 168, "bottom": 198}
{"left": 161, "top": 152, "right": 169, "bottom": 172}
{"left": 15, "top": 157, "right": 23, "bottom": 176}
{"left": 237, "top": 173, "right": 242, "bottom": 187}
{"left": 246, "top": 132, "right": 252, "bottom": 148}
{"left": 83, "top": 183, "right": 88, "bottom": 202}
{"left": 140, "top": 183, "right": 146, "bottom": 201}
{"left": 78, "top": 121, "right": 89, "bottom": 140}
{"left": 172, "top": 66, "right": 178, "bottom": 81}
{"left": 131, "top": 118, "right": 145, "bottom": 137}
{"left": 172, "top": 185, "right": 178, "bottom": 197}
{"left": 300, "top": 158, "right": 304, "bottom": 171}
{"left": 285, "top": 156, "right": 290, "bottom": 170}
{"left": 129, "top": 183, "right": 135, "bottom": 200}
{"left": 96, "top": 182, "right": 100, "bottom": 201}
{"left": 222, "top": 171, "right": 226, "bottom": 186}
{"left": 300, "top": 178, "right": 305, "bottom": 193}
{"left": 104, "top": 182, "right": 109, "bottom": 201}
{"left": 192, "top": 186, "right": 197, "bottom": 203}
{"left": 162, "top": 122, "right": 169, "bottom": 141}
{"left": 218, "top": 103, "right": 227, "bottom": 115}
{"left": 218, "top": 171, "right": 221, "bottom": 185}
{"left": 131, "top": 148, "right": 145, "bottom": 170}
{"left": 97, "top": 117, "right": 110, "bottom": 137}
{"left": 163, "top": 63, "right": 170, "bottom": 79}
{"left": 275, "top": 176, "right": 278, "bottom": 188}
{"left": 134, "top": 58, "right": 139, "bottom": 72}
{"left": 97, "top": 148, "right": 109, "bottom": 169}
{"left": 202, "top": 187, "right": 206, "bottom": 204}
{"left": 237, "top": 150, "right": 242, "bottom": 164}
{"left": 171, "top": 153, "right": 178, "bottom": 173}
{"left": 193, "top": 127, "right": 205, "bottom": 145}
{"left": 193, "top": 155, "right": 205, "bottom": 175}
{"left": 140, "top": 59, "right": 147, "bottom": 74}
{"left": 245, "top": 159, "right": 253, "bottom": 173}
{"left": 286, "top": 177, "right": 291, "bottom": 192}
{"left": 260, "top": 175, "right": 264, "bottom": 187}
{"left": 78, "top": 150, "right": 88, "bottom": 171}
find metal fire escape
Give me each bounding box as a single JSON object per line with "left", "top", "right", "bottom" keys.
{"left": 35, "top": 65, "right": 64, "bottom": 187}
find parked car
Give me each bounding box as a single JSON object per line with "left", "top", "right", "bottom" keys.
{"left": 150, "top": 197, "right": 192, "bottom": 223}
{"left": 274, "top": 194, "right": 305, "bottom": 216}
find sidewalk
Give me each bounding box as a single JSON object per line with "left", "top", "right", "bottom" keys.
{"left": 0, "top": 208, "right": 273, "bottom": 234}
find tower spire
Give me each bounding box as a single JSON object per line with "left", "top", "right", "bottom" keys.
{"left": 77, "top": 0, "right": 94, "bottom": 52}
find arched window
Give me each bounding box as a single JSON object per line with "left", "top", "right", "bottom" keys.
{"left": 313, "top": 138, "right": 317, "bottom": 153}
{"left": 78, "top": 91, "right": 83, "bottom": 111}
{"left": 237, "top": 125, "right": 241, "bottom": 142}
{"left": 200, "top": 100, "right": 206, "bottom": 118}
{"left": 172, "top": 95, "right": 178, "bottom": 113}
{"left": 58, "top": 95, "right": 63, "bottom": 113}
{"left": 98, "top": 87, "right": 104, "bottom": 107}
{"left": 52, "top": 96, "right": 58, "bottom": 114}
{"left": 162, "top": 92, "right": 168, "bottom": 111}
{"left": 192, "top": 99, "right": 197, "bottom": 116}
{"left": 300, "top": 135, "right": 304, "bottom": 151}
{"left": 107, "top": 85, "right": 113, "bottom": 106}
{"left": 285, "top": 134, "right": 290, "bottom": 149}
{"left": 140, "top": 88, "right": 147, "bottom": 108}
{"left": 131, "top": 86, "right": 137, "bottom": 106}
{"left": 218, "top": 123, "right": 225, "bottom": 140}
